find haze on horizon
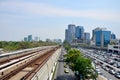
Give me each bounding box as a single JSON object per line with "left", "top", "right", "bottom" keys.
{"left": 0, "top": 0, "right": 120, "bottom": 41}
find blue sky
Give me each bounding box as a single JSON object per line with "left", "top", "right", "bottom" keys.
{"left": 0, "top": 0, "right": 120, "bottom": 41}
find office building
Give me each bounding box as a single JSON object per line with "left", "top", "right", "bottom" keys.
{"left": 91, "top": 27, "right": 106, "bottom": 42}
{"left": 84, "top": 32, "right": 90, "bottom": 41}
{"left": 111, "top": 33, "right": 116, "bottom": 39}
{"left": 94, "top": 29, "right": 111, "bottom": 47}
{"left": 65, "top": 24, "right": 76, "bottom": 44}
{"left": 75, "top": 26, "right": 84, "bottom": 40}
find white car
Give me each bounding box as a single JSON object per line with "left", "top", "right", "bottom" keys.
{"left": 64, "top": 68, "right": 69, "bottom": 73}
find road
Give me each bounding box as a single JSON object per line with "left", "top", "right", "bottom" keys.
{"left": 98, "top": 66, "right": 119, "bottom": 80}
{"left": 53, "top": 49, "right": 78, "bottom": 80}
{"left": 79, "top": 48, "right": 120, "bottom": 80}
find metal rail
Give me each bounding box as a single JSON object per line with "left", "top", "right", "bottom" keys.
{"left": 0, "top": 47, "right": 58, "bottom": 80}
{"left": 22, "top": 48, "right": 56, "bottom": 80}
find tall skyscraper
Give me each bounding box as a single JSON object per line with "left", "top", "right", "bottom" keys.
{"left": 94, "top": 29, "right": 111, "bottom": 47}
{"left": 28, "top": 35, "right": 32, "bottom": 42}
{"left": 67, "top": 24, "right": 76, "bottom": 43}
{"left": 75, "top": 26, "right": 84, "bottom": 40}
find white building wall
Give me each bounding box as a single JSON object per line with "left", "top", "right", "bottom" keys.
{"left": 108, "top": 45, "right": 120, "bottom": 53}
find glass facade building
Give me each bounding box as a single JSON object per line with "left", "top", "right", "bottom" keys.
{"left": 65, "top": 24, "right": 76, "bottom": 44}
{"left": 111, "top": 33, "right": 116, "bottom": 39}
{"left": 75, "top": 26, "right": 84, "bottom": 40}
{"left": 95, "top": 30, "right": 111, "bottom": 47}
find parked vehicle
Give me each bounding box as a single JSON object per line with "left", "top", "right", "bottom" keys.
{"left": 64, "top": 68, "right": 69, "bottom": 73}
{"left": 64, "top": 64, "right": 67, "bottom": 68}
{"left": 109, "top": 69, "right": 116, "bottom": 75}
{"left": 117, "top": 62, "right": 120, "bottom": 68}
{"left": 115, "top": 71, "right": 120, "bottom": 79}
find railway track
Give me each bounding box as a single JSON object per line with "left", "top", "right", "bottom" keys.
{"left": 0, "top": 46, "right": 59, "bottom": 80}
{"left": 0, "top": 48, "right": 47, "bottom": 65}
{"left": 21, "top": 47, "right": 57, "bottom": 80}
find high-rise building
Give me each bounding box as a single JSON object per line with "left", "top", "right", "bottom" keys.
{"left": 111, "top": 33, "right": 116, "bottom": 39}
{"left": 94, "top": 29, "right": 111, "bottom": 47}
{"left": 84, "top": 32, "right": 90, "bottom": 41}
{"left": 65, "top": 29, "right": 69, "bottom": 42}
{"left": 91, "top": 27, "right": 106, "bottom": 41}
{"left": 75, "top": 26, "right": 84, "bottom": 40}
{"left": 66, "top": 24, "right": 76, "bottom": 44}
{"left": 28, "top": 35, "right": 32, "bottom": 42}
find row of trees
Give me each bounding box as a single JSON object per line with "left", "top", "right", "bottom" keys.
{"left": 0, "top": 41, "right": 58, "bottom": 52}
{"left": 63, "top": 41, "right": 71, "bottom": 52}
{"left": 63, "top": 42, "right": 97, "bottom": 80}
{"left": 64, "top": 49, "right": 97, "bottom": 80}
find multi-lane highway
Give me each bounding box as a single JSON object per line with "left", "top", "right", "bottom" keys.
{"left": 98, "top": 65, "right": 119, "bottom": 80}
{"left": 79, "top": 47, "right": 120, "bottom": 80}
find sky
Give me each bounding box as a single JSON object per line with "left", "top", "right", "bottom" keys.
{"left": 0, "top": 0, "right": 120, "bottom": 41}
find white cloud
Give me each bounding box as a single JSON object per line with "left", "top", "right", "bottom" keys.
{"left": 0, "top": 1, "right": 120, "bottom": 21}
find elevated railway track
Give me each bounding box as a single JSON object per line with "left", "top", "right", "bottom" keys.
{"left": 0, "top": 46, "right": 60, "bottom": 80}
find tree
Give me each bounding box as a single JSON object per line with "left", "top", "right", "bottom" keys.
{"left": 64, "top": 49, "right": 81, "bottom": 63}
{"left": 64, "top": 49, "right": 97, "bottom": 80}
{"left": 63, "top": 41, "right": 71, "bottom": 52}
{"left": 0, "top": 41, "right": 58, "bottom": 52}
{"left": 74, "top": 57, "right": 96, "bottom": 80}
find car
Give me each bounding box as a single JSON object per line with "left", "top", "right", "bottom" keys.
{"left": 117, "top": 62, "right": 120, "bottom": 68}
{"left": 101, "top": 65, "right": 106, "bottom": 69}
{"left": 95, "top": 67, "right": 102, "bottom": 75}
{"left": 104, "top": 67, "right": 109, "bottom": 71}
{"left": 96, "top": 68, "right": 100, "bottom": 72}
{"left": 64, "top": 68, "right": 69, "bottom": 73}
{"left": 64, "top": 64, "right": 67, "bottom": 68}
{"left": 102, "top": 66, "right": 106, "bottom": 70}
{"left": 108, "top": 60, "right": 115, "bottom": 65}
{"left": 113, "top": 63, "right": 117, "bottom": 67}
{"left": 115, "top": 71, "right": 120, "bottom": 79}
{"left": 109, "top": 69, "right": 116, "bottom": 75}
{"left": 97, "top": 71, "right": 102, "bottom": 75}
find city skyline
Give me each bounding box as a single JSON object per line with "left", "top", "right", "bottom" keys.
{"left": 0, "top": 0, "right": 120, "bottom": 41}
